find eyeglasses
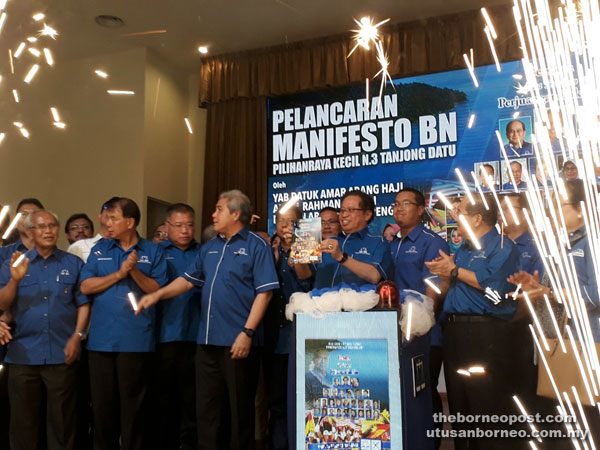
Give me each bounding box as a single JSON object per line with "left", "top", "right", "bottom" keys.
{"left": 68, "top": 224, "right": 91, "bottom": 232}
{"left": 339, "top": 208, "right": 365, "bottom": 215}
{"left": 390, "top": 201, "right": 418, "bottom": 209}
{"left": 31, "top": 223, "right": 59, "bottom": 231}
{"left": 167, "top": 221, "right": 193, "bottom": 229}
{"left": 564, "top": 166, "right": 577, "bottom": 171}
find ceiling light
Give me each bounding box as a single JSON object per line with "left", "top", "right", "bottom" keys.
{"left": 198, "top": 46, "right": 208, "bottom": 54}
{"left": 107, "top": 90, "right": 134, "bottom": 95}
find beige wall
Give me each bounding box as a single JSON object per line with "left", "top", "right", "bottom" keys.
{"left": 0, "top": 47, "right": 206, "bottom": 248}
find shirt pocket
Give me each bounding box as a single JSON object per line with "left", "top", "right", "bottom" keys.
{"left": 57, "top": 274, "right": 77, "bottom": 300}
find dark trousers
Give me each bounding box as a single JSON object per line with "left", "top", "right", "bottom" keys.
{"left": 0, "top": 363, "right": 9, "bottom": 450}
{"left": 75, "top": 346, "right": 93, "bottom": 450}
{"left": 263, "top": 352, "right": 289, "bottom": 450}
{"left": 8, "top": 363, "right": 78, "bottom": 450}
{"left": 154, "top": 341, "right": 197, "bottom": 450}
{"left": 429, "top": 345, "right": 443, "bottom": 450}
{"left": 443, "top": 317, "right": 513, "bottom": 450}
{"left": 88, "top": 351, "right": 150, "bottom": 450}
{"left": 195, "top": 345, "right": 260, "bottom": 450}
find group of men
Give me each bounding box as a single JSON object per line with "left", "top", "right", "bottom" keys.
{"left": 0, "top": 182, "right": 585, "bottom": 450}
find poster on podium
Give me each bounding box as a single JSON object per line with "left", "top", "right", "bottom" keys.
{"left": 296, "top": 311, "right": 402, "bottom": 450}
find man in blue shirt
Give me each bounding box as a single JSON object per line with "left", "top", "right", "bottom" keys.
{"left": 80, "top": 197, "right": 167, "bottom": 450}
{"left": 0, "top": 197, "right": 44, "bottom": 263}
{"left": 137, "top": 190, "right": 279, "bottom": 450}
{"left": 155, "top": 203, "right": 201, "bottom": 450}
{"left": 426, "top": 194, "right": 520, "bottom": 450}
{"left": 501, "top": 160, "right": 528, "bottom": 191}
{"left": 0, "top": 209, "right": 90, "bottom": 450}
{"left": 504, "top": 119, "right": 532, "bottom": 156}
{"left": 390, "top": 187, "right": 449, "bottom": 450}
{"left": 313, "top": 190, "right": 392, "bottom": 289}
{"left": 264, "top": 204, "right": 312, "bottom": 450}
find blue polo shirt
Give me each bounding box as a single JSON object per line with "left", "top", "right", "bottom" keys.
{"left": 502, "top": 181, "right": 527, "bottom": 191}
{"left": 314, "top": 227, "right": 392, "bottom": 289}
{"left": 158, "top": 239, "right": 202, "bottom": 343}
{"left": 443, "top": 228, "right": 520, "bottom": 320}
{"left": 0, "top": 238, "right": 28, "bottom": 265}
{"left": 0, "top": 248, "right": 89, "bottom": 365}
{"left": 272, "top": 246, "right": 312, "bottom": 354}
{"left": 569, "top": 229, "right": 600, "bottom": 341}
{"left": 183, "top": 227, "right": 279, "bottom": 347}
{"left": 391, "top": 223, "right": 449, "bottom": 346}
{"left": 81, "top": 237, "right": 168, "bottom": 352}
{"left": 514, "top": 232, "right": 544, "bottom": 277}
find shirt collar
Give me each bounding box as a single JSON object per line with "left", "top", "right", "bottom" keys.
{"left": 342, "top": 227, "right": 369, "bottom": 239}
{"left": 162, "top": 239, "right": 199, "bottom": 251}
{"left": 27, "top": 247, "right": 59, "bottom": 262}
{"left": 106, "top": 235, "right": 143, "bottom": 252}
{"left": 569, "top": 226, "right": 586, "bottom": 246}
{"left": 513, "top": 231, "right": 532, "bottom": 246}
{"left": 463, "top": 227, "right": 498, "bottom": 250}
{"left": 218, "top": 226, "right": 249, "bottom": 242}
{"left": 404, "top": 223, "right": 424, "bottom": 242}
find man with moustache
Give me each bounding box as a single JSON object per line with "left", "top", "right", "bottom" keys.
{"left": 0, "top": 210, "right": 90, "bottom": 450}
{"left": 137, "top": 190, "right": 279, "bottom": 450}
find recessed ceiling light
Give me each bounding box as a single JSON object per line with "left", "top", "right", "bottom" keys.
{"left": 95, "top": 15, "right": 125, "bottom": 28}
{"left": 198, "top": 46, "right": 208, "bottom": 54}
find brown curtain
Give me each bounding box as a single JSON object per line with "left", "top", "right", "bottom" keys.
{"left": 200, "top": 5, "right": 521, "bottom": 228}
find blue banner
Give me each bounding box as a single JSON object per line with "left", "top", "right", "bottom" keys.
{"left": 267, "top": 60, "right": 538, "bottom": 237}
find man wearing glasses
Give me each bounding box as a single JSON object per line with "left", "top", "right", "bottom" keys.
{"left": 425, "top": 195, "right": 520, "bottom": 450}
{"left": 64, "top": 213, "right": 94, "bottom": 245}
{"left": 0, "top": 210, "right": 90, "bottom": 450}
{"left": 313, "top": 190, "right": 393, "bottom": 289}
{"left": 319, "top": 207, "right": 341, "bottom": 239}
{"left": 389, "top": 187, "right": 448, "bottom": 450}
{"left": 154, "top": 203, "right": 201, "bottom": 450}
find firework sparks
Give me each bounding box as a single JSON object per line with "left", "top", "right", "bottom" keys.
{"left": 2, "top": 213, "right": 21, "bottom": 239}
{"left": 424, "top": 277, "right": 441, "bottom": 295}
{"left": 184, "top": 118, "right": 193, "bottom": 134}
{"left": 23, "top": 64, "right": 39, "bottom": 83}
{"left": 94, "top": 69, "right": 108, "bottom": 78}
{"left": 347, "top": 16, "right": 390, "bottom": 57}
{"left": 127, "top": 292, "right": 139, "bottom": 312}
{"left": 43, "top": 48, "right": 53, "bottom": 65}
{"left": 513, "top": 395, "right": 542, "bottom": 443}
{"left": 405, "top": 302, "right": 413, "bottom": 340}
{"left": 463, "top": 49, "right": 479, "bottom": 88}
{"left": 458, "top": 213, "right": 481, "bottom": 250}
{"left": 38, "top": 23, "right": 58, "bottom": 39}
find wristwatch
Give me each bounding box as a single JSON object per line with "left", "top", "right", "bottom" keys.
{"left": 450, "top": 266, "right": 459, "bottom": 283}
{"left": 76, "top": 330, "right": 87, "bottom": 340}
{"left": 338, "top": 252, "right": 349, "bottom": 264}
{"left": 242, "top": 327, "right": 255, "bottom": 338}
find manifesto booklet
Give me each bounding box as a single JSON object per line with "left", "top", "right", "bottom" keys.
{"left": 290, "top": 217, "right": 322, "bottom": 264}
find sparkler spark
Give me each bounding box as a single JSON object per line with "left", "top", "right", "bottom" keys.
{"left": 279, "top": 194, "right": 300, "bottom": 215}
{"left": 28, "top": 47, "right": 40, "bottom": 57}
{"left": 424, "top": 277, "right": 441, "bottom": 295}
{"left": 463, "top": 49, "right": 479, "bottom": 88}
{"left": 107, "top": 90, "right": 135, "bottom": 95}
{"left": 50, "top": 107, "right": 60, "bottom": 122}
{"left": 2, "top": 213, "right": 21, "bottom": 239}
{"left": 12, "top": 254, "right": 25, "bottom": 268}
{"left": 184, "top": 118, "right": 193, "bottom": 134}
{"left": 456, "top": 369, "right": 471, "bottom": 377}
{"left": 405, "top": 302, "right": 413, "bottom": 340}
{"left": 19, "top": 127, "right": 30, "bottom": 138}
{"left": 38, "top": 23, "right": 58, "bottom": 39}
{"left": 458, "top": 214, "right": 481, "bottom": 250}
{"left": 0, "top": 12, "right": 6, "bottom": 34}
{"left": 13, "top": 42, "right": 25, "bottom": 58}
{"left": 348, "top": 16, "right": 390, "bottom": 56}
{"left": 12, "top": 89, "right": 18, "bottom": 102}
{"left": 0, "top": 205, "right": 8, "bottom": 225}
{"left": 0, "top": 133, "right": 5, "bottom": 144}
{"left": 43, "top": 48, "right": 52, "bottom": 65}
{"left": 32, "top": 13, "right": 45, "bottom": 21}
{"left": 467, "top": 114, "right": 476, "bottom": 129}
{"left": 23, "top": 64, "right": 39, "bottom": 83}
{"left": 94, "top": 70, "right": 108, "bottom": 78}
{"left": 127, "top": 292, "right": 139, "bottom": 312}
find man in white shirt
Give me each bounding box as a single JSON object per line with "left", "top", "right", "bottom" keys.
{"left": 67, "top": 197, "right": 119, "bottom": 263}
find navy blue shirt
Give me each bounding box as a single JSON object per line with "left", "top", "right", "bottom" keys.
{"left": 390, "top": 224, "right": 449, "bottom": 294}
{"left": 504, "top": 142, "right": 533, "bottom": 156}
{"left": 158, "top": 240, "right": 202, "bottom": 343}
{"left": 0, "top": 238, "right": 28, "bottom": 266}
{"left": 81, "top": 237, "right": 168, "bottom": 352}
{"left": 502, "top": 181, "right": 527, "bottom": 191}
{"left": 183, "top": 227, "right": 279, "bottom": 347}
{"left": 0, "top": 248, "right": 89, "bottom": 365}
{"left": 569, "top": 229, "right": 600, "bottom": 341}
{"left": 271, "top": 246, "right": 312, "bottom": 354}
{"left": 514, "top": 231, "right": 543, "bottom": 277}
{"left": 314, "top": 227, "right": 392, "bottom": 289}
{"left": 443, "top": 228, "right": 520, "bottom": 320}
{"left": 391, "top": 224, "right": 449, "bottom": 346}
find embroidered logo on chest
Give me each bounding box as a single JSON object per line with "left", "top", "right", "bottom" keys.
{"left": 234, "top": 248, "right": 248, "bottom": 256}
{"left": 60, "top": 269, "right": 70, "bottom": 276}
{"left": 355, "top": 247, "right": 370, "bottom": 256}
{"left": 138, "top": 255, "right": 151, "bottom": 264}
{"left": 404, "top": 246, "right": 418, "bottom": 254}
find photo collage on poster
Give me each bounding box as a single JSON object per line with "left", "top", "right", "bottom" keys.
{"left": 304, "top": 339, "right": 391, "bottom": 449}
